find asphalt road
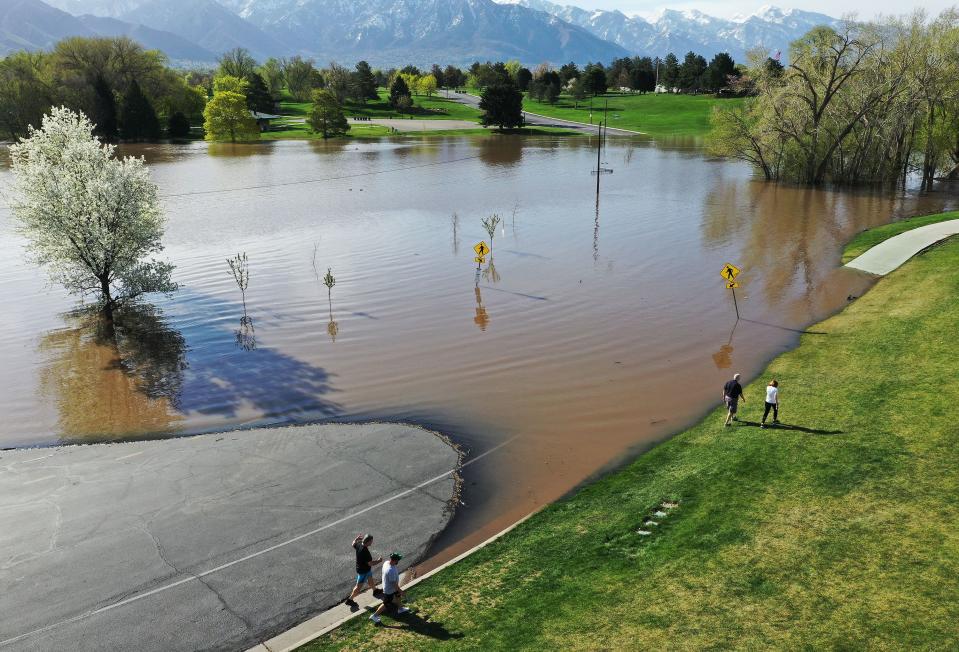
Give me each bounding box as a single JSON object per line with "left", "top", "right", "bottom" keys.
{"left": 0, "top": 423, "right": 459, "bottom": 651}
{"left": 442, "top": 90, "right": 643, "bottom": 136}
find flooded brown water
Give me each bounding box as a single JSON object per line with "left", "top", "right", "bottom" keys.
{"left": 0, "top": 137, "right": 955, "bottom": 568}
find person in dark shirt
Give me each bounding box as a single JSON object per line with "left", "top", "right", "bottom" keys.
{"left": 723, "top": 373, "right": 746, "bottom": 427}
{"left": 344, "top": 534, "right": 382, "bottom": 609}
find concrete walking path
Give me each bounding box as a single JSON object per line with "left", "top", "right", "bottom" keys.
{"left": 845, "top": 219, "right": 959, "bottom": 275}
{"left": 0, "top": 423, "right": 459, "bottom": 652}
{"left": 247, "top": 511, "right": 537, "bottom": 652}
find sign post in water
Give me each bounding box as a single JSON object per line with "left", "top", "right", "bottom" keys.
{"left": 720, "top": 263, "right": 742, "bottom": 319}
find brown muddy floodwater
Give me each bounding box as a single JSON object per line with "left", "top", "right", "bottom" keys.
{"left": 0, "top": 136, "right": 955, "bottom": 568}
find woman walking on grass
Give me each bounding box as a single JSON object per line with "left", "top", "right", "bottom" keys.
{"left": 761, "top": 380, "right": 779, "bottom": 428}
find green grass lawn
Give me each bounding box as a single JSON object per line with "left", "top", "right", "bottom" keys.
{"left": 842, "top": 210, "right": 959, "bottom": 263}
{"left": 302, "top": 234, "right": 959, "bottom": 651}
{"left": 278, "top": 89, "right": 482, "bottom": 123}
{"left": 521, "top": 92, "right": 743, "bottom": 137}
{"left": 259, "top": 121, "right": 392, "bottom": 140}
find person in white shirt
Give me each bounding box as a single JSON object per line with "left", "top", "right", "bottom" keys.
{"left": 370, "top": 552, "right": 409, "bottom": 624}
{"left": 761, "top": 380, "right": 779, "bottom": 428}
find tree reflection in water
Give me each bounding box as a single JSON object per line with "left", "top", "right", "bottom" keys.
{"left": 38, "top": 304, "right": 187, "bottom": 442}
{"left": 38, "top": 292, "right": 343, "bottom": 442}
{"left": 235, "top": 314, "right": 256, "bottom": 351}
{"left": 481, "top": 259, "right": 500, "bottom": 285}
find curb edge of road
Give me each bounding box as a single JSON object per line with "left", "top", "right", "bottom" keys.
{"left": 454, "top": 91, "right": 646, "bottom": 136}
{"left": 249, "top": 510, "right": 539, "bottom": 652}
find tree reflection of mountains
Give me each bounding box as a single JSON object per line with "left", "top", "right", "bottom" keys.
{"left": 38, "top": 305, "right": 186, "bottom": 443}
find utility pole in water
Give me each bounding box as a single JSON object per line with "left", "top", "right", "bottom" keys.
{"left": 595, "top": 121, "right": 602, "bottom": 196}
{"left": 603, "top": 99, "right": 609, "bottom": 149}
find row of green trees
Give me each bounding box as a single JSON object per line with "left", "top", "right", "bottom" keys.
{"left": 465, "top": 53, "right": 742, "bottom": 101}
{"left": 0, "top": 37, "right": 205, "bottom": 141}
{"left": 710, "top": 12, "right": 959, "bottom": 188}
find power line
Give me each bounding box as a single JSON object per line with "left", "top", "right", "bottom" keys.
{"left": 159, "top": 154, "right": 484, "bottom": 199}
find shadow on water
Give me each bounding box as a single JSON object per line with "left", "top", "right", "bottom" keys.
{"left": 174, "top": 292, "right": 341, "bottom": 421}
{"left": 38, "top": 294, "right": 341, "bottom": 444}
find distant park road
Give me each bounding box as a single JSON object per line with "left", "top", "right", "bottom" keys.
{"left": 0, "top": 423, "right": 459, "bottom": 651}
{"left": 442, "top": 89, "right": 644, "bottom": 135}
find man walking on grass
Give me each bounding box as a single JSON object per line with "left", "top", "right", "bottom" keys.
{"left": 370, "top": 552, "right": 409, "bottom": 624}
{"left": 345, "top": 534, "right": 382, "bottom": 609}
{"left": 723, "top": 372, "right": 746, "bottom": 427}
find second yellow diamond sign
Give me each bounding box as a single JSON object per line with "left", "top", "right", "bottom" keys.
{"left": 720, "top": 263, "right": 741, "bottom": 281}
{"left": 474, "top": 241, "right": 490, "bottom": 257}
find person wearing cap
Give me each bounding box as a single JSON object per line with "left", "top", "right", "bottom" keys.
{"left": 369, "top": 552, "right": 409, "bottom": 624}
{"left": 344, "top": 534, "right": 382, "bottom": 609}
{"left": 723, "top": 373, "right": 746, "bottom": 427}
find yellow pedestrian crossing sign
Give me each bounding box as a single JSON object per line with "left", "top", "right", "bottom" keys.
{"left": 474, "top": 241, "right": 490, "bottom": 257}
{"left": 726, "top": 281, "right": 740, "bottom": 289}
{"left": 720, "top": 263, "right": 741, "bottom": 281}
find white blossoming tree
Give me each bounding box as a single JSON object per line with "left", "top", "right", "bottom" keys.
{"left": 9, "top": 107, "right": 176, "bottom": 319}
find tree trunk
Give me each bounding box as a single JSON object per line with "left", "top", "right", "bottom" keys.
{"left": 100, "top": 276, "right": 115, "bottom": 322}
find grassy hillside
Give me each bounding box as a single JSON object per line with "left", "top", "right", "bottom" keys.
{"left": 522, "top": 92, "right": 743, "bottom": 137}
{"left": 303, "top": 235, "right": 959, "bottom": 651}
{"left": 278, "top": 89, "right": 482, "bottom": 122}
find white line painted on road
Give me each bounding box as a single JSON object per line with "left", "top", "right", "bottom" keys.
{"left": 114, "top": 452, "right": 144, "bottom": 461}
{"left": 0, "top": 436, "right": 515, "bottom": 648}
{"left": 18, "top": 455, "right": 54, "bottom": 464}
{"left": 22, "top": 475, "right": 58, "bottom": 485}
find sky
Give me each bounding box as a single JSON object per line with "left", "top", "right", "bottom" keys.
{"left": 567, "top": 1, "right": 954, "bottom": 20}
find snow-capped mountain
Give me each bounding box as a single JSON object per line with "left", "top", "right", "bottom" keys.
{"left": 7, "top": 0, "right": 840, "bottom": 65}
{"left": 30, "top": 0, "right": 630, "bottom": 65}
{"left": 500, "top": 1, "right": 841, "bottom": 61}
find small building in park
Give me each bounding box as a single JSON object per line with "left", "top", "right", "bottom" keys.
{"left": 251, "top": 111, "right": 281, "bottom": 132}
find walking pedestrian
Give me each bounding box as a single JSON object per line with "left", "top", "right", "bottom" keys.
{"left": 344, "top": 534, "right": 382, "bottom": 609}
{"left": 369, "top": 552, "right": 409, "bottom": 624}
{"left": 761, "top": 380, "right": 779, "bottom": 428}
{"left": 723, "top": 373, "right": 746, "bottom": 427}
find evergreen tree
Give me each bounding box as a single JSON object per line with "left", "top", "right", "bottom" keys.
{"left": 353, "top": 61, "right": 378, "bottom": 102}
{"left": 308, "top": 89, "right": 350, "bottom": 138}
{"left": 516, "top": 67, "right": 532, "bottom": 91}
{"left": 661, "top": 53, "right": 680, "bottom": 89}
{"left": 678, "top": 52, "right": 708, "bottom": 91}
{"left": 245, "top": 73, "right": 274, "bottom": 113}
{"left": 583, "top": 63, "right": 608, "bottom": 95}
{"left": 167, "top": 111, "right": 191, "bottom": 139}
{"left": 559, "top": 62, "right": 579, "bottom": 85}
{"left": 430, "top": 64, "right": 445, "bottom": 88}
{"left": 91, "top": 75, "right": 118, "bottom": 142}
{"left": 479, "top": 80, "right": 523, "bottom": 130}
{"left": 389, "top": 75, "right": 411, "bottom": 108}
{"left": 119, "top": 80, "right": 161, "bottom": 141}
{"left": 706, "top": 52, "right": 737, "bottom": 92}
{"left": 443, "top": 65, "right": 464, "bottom": 88}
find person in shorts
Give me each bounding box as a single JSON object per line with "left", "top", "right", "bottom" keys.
{"left": 723, "top": 373, "right": 746, "bottom": 427}
{"left": 761, "top": 380, "right": 779, "bottom": 428}
{"left": 344, "top": 534, "right": 382, "bottom": 609}
{"left": 370, "top": 552, "right": 409, "bottom": 624}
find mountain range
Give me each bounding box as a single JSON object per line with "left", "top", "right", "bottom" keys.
{"left": 2, "top": 0, "right": 840, "bottom": 66}
{"left": 501, "top": 0, "right": 841, "bottom": 61}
